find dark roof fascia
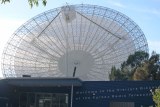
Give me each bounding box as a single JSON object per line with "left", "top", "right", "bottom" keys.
{"left": 2, "top": 77, "right": 82, "bottom": 87}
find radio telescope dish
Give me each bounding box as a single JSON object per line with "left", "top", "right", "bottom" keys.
{"left": 1, "top": 4, "right": 148, "bottom": 81}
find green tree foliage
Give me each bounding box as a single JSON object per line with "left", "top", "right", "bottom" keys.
{"left": 109, "top": 66, "right": 116, "bottom": 81}
{"left": 110, "top": 51, "right": 149, "bottom": 80}
{"left": 126, "top": 51, "right": 149, "bottom": 67}
{"left": 152, "top": 88, "right": 160, "bottom": 107}
{"left": 0, "top": 0, "right": 47, "bottom": 7}
{"left": 148, "top": 53, "right": 160, "bottom": 80}
{"left": 109, "top": 51, "right": 160, "bottom": 81}
{"left": 109, "top": 66, "right": 123, "bottom": 81}
{"left": 133, "top": 53, "right": 160, "bottom": 80}
{"left": 133, "top": 61, "right": 150, "bottom": 80}
{"left": 110, "top": 63, "right": 133, "bottom": 81}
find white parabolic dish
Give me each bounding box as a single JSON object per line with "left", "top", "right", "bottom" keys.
{"left": 1, "top": 4, "right": 148, "bottom": 81}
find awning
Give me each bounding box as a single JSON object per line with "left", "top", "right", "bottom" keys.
{"left": 2, "top": 77, "right": 82, "bottom": 87}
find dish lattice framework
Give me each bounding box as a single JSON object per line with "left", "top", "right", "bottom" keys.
{"left": 1, "top": 4, "right": 148, "bottom": 81}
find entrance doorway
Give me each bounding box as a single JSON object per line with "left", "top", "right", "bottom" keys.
{"left": 37, "top": 93, "right": 52, "bottom": 107}
{"left": 19, "top": 92, "right": 68, "bottom": 107}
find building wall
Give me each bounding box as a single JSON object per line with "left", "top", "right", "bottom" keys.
{"left": 73, "top": 81, "right": 160, "bottom": 107}
{"left": 0, "top": 80, "right": 160, "bottom": 107}
{"left": 0, "top": 80, "right": 11, "bottom": 107}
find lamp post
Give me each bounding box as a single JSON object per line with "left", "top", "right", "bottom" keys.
{"left": 71, "top": 65, "right": 77, "bottom": 107}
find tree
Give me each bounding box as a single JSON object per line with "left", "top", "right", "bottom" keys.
{"left": 132, "top": 61, "right": 150, "bottom": 80}
{"left": 109, "top": 51, "right": 160, "bottom": 81}
{"left": 126, "top": 51, "right": 149, "bottom": 67}
{"left": 109, "top": 51, "right": 149, "bottom": 81}
{"left": 125, "top": 51, "right": 149, "bottom": 80}
{"left": 109, "top": 66, "right": 117, "bottom": 81}
{"left": 148, "top": 53, "right": 160, "bottom": 80}
{"left": 151, "top": 88, "right": 160, "bottom": 107}
{"left": 109, "top": 66, "right": 124, "bottom": 81}
{"left": 0, "top": 0, "right": 47, "bottom": 7}
{"left": 132, "top": 51, "right": 160, "bottom": 80}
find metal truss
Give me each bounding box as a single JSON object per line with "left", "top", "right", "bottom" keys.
{"left": 1, "top": 4, "right": 148, "bottom": 81}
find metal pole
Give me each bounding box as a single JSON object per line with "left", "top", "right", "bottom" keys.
{"left": 71, "top": 66, "right": 76, "bottom": 107}
{"left": 71, "top": 85, "right": 73, "bottom": 107}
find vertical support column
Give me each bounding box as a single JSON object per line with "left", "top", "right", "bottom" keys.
{"left": 70, "top": 85, "right": 74, "bottom": 107}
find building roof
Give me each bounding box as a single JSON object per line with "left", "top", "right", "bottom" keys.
{"left": 2, "top": 77, "right": 82, "bottom": 87}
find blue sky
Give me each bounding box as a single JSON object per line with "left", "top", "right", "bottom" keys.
{"left": 0, "top": 0, "right": 160, "bottom": 77}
